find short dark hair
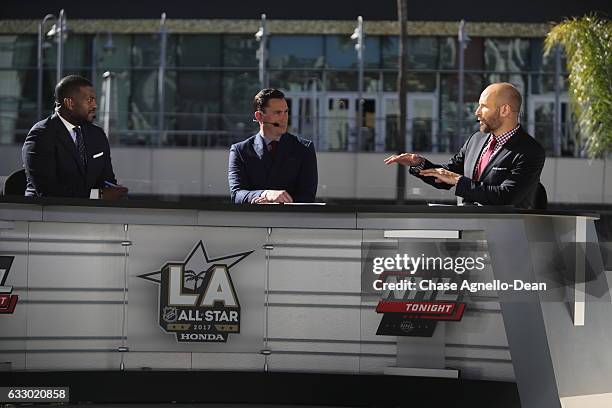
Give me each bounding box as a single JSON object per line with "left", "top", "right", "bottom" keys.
{"left": 55, "top": 75, "right": 93, "bottom": 105}
{"left": 253, "top": 88, "right": 285, "bottom": 113}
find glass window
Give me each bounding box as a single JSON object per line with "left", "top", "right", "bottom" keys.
{"left": 65, "top": 35, "right": 88, "bottom": 69}
{"left": 530, "top": 38, "right": 567, "bottom": 73}
{"left": 485, "top": 73, "right": 528, "bottom": 100}
{"left": 0, "top": 70, "right": 35, "bottom": 143}
{"left": 177, "top": 34, "right": 221, "bottom": 67}
{"left": 268, "top": 35, "right": 324, "bottom": 69}
{"left": 223, "top": 35, "right": 258, "bottom": 67}
{"left": 326, "top": 70, "right": 356, "bottom": 91}
{"left": 382, "top": 72, "right": 436, "bottom": 92}
{"left": 531, "top": 74, "right": 569, "bottom": 94}
{"left": 222, "top": 71, "right": 259, "bottom": 114}
{"left": 174, "top": 71, "right": 220, "bottom": 116}
{"left": 484, "top": 38, "right": 530, "bottom": 72}
{"left": 91, "top": 34, "right": 131, "bottom": 125}
{"left": 159, "top": 70, "right": 222, "bottom": 146}
{"left": 268, "top": 69, "right": 323, "bottom": 92}
{"left": 0, "top": 35, "right": 36, "bottom": 68}
{"left": 529, "top": 39, "right": 568, "bottom": 94}
{"left": 439, "top": 73, "right": 485, "bottom": 148}
{"left": 222, "top": 71, "right": 260, "bottom": 143}
{"left": 382, "top": 36, "right": 438, "bottom": 69}
{"left": 0, "top": 35, "right": 38, "bottom": 144}
{"left": 93, "top": 34, "right": 131, "bottom": 70}
{"left": 439, "top": 37, "right": 484, "bottom": 70}
{"left": 129, "top": 69, "right": 159, "bottom": 142}
{"left": 95, "top": 70, "right": 131, "bottom": 146}
{"left": 132, "top": 34, "right": 177, "bottom": 68}
{"left": 324, "top": 35, "right": 380, "bottom": 69}
{"left": 325, "top": 70, "right": 380, "bottom": 92}
{"left": 42, "top": 34, "right": 88, "bottom": 70}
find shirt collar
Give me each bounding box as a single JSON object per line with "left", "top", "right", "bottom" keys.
{"left": 258, "top": 132, "right": 282, "bottom": 146}
{"left": 491, "top": 124, "right": 520, "bottom": 145}
{"left": 56, "top": 111, "right": 79, "bottom": 135}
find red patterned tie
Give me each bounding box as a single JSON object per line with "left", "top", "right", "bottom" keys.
{"left": 475, "top": 136, "right": 497, "bottom": 180}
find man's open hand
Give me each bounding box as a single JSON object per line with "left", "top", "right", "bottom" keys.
{"left": 383, "top": 153, "right": 425, "bottom": 166}
{"left": 418, "top": 168, "right": 462, "bottom": 185}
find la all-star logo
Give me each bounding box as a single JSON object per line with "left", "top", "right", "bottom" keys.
{"left": 138, "top": 241, "right": 253, "bottom": 343}
{"left": 0, "top": 256, "right": 18, "bottom": 314}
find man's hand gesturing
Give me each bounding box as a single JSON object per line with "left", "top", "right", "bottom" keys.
{"left": 383, "top": 153, "right": 425, "bottom": 167}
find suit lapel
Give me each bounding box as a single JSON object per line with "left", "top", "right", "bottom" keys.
{"left": 479, "top": 147, "right": 512, "bottom": 180}
{"left": 52, "top": 115, "right": 86, "bottom": 177}
{"left": 253, "top": 133, "right": 266, "bottom": 160}
{"left": 466, "top": 133, "right": 489, "bottom": 178}
{"left": 479, "top": 131, "right": 522, "bottom": 180}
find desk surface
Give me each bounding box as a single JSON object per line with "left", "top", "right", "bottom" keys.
{"left": 0, "top": 195, "right": 600, "bottom": 218}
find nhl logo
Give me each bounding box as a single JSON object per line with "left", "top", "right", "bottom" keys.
{"left": 163, "top": 306, "right": 178, "bottom": 323}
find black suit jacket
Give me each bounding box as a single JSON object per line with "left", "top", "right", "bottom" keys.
{"left": 411, "top": 126, "right": 545, "bottom": 208}
{"left": 228, "top": 133, "right": 318, "bottom": 204}
{"left": 22, "top": 114, "right": 117, "bottom": 198}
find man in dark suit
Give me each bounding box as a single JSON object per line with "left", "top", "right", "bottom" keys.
{"left": 22, "top": 75, "right": 127, "bottom": 199}
{"left": 385, "top": 82, "right": 545, "bottom": 209}
{"left": 228, "top": 88, "right": 318, "bottom": 204}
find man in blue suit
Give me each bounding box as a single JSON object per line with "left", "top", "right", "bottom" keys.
{"left": 228, "top": 88, "right": 318, "bottom": 204}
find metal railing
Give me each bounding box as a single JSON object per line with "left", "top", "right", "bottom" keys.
{"left": 0, "top": 109, "right": 582, "bottom": 156}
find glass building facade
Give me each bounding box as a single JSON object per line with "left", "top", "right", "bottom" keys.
{"left": 0, "top": 31, "right": 575, "bottom": 155}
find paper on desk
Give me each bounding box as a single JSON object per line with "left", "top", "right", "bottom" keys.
{"left": 284, "top": 202, "right": 327, "bottom": 205}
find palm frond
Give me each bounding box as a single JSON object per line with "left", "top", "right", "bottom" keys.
{"left": 544, "top": 14, "right": 612, "bottom": 157}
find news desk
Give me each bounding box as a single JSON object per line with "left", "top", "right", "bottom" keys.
{"left": 0, "top": 197, "right": 610, "bottom": 408}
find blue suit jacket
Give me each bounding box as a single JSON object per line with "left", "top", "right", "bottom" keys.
{"left": 228, "top": 133, "right": 318, "bottom": 204}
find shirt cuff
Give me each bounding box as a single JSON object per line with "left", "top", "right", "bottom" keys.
{"left": 89, "top": 189, "right": 100, "bottom": 199}
{"left": 455, "top": 176, "right": 471, "bottom": 197}
{"left": 409, "top": 158, "right": 427, "bottom": 174}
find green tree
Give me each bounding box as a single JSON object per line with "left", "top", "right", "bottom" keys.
{"left": 544, "top": 15, "right": 612, "bottom": 157}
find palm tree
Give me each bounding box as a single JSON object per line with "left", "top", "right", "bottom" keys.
{"left": 184, "top": 269, "right": 206, "bottom": 290}
{"left": 544, "top": 15, "right": 612, "bottom": 158}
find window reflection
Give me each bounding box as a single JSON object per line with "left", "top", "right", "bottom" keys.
{"left": 223, "top": 35, "right": 258, "bottom": 67}
{"left": 382, "top": 36, "right": 439, "bottom": 69}
{"left": 268, "top": 35, "right": 324, "bottom": 69}
{"left": 177, "top": 35, "right": 221, "bottom": 67}
{"left": 325, "top": 35, "right": 380, "bottom": 69}
{"left": 0, "top": 31, "right": 576, "bottom": 156}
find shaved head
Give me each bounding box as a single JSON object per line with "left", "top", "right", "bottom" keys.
{"left": 484, "top": 82, "right": 522, "bottom": 113}
{"left": 475, "top": 82, "right": 523, "bottom": 134}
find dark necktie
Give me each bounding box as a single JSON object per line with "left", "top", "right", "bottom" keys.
{"left": 475, "top": 136, "right": 497, "bottom": 180}
{"left": 74, "top": 126, "right": 87, "bottom": 168}
{"left": 269, "top": 140, "right": 278, "bottom": 158}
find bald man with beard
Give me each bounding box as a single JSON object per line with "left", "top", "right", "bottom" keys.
{"left": 385, "top": 82, "right": 545, "bottom": 209}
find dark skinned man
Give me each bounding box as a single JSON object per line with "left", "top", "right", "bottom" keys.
{"left": 22, "top": 75, "right": 127, "bottom": 199}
